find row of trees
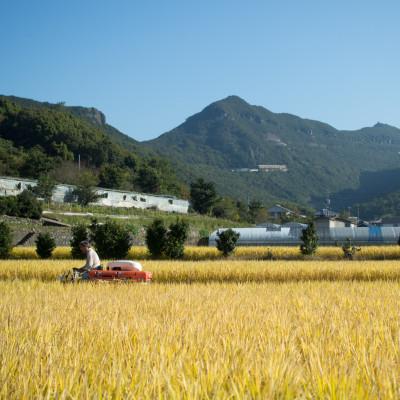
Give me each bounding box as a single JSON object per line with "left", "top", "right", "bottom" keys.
{"left": 190, "top": 178, "right": 272, "bottom": 223}
{"left": 1, "top": 219, "right": 399, "bottom": 260}
{"left": 0, "top": 219, "right": 236, "bottom": 260}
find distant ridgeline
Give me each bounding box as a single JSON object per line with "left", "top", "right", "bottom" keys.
{"left": 2, "top": 94, "right": 400, "bottom": 218}
{"left": 144, "top": 95, "right": 400, "bottom": 215}
{"left": 0, "top": 95, "right": 185, "bottom": 198}
{"left": 0, "top": 176, "right": 189, "bottom": 213}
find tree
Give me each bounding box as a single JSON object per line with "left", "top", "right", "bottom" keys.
{"left": 146, "top": 218, "right": 189, "bottom": 259}
{"left": 89, "top": 219, "right": 133, "bottom": 259}
{"left": 99, "top": 165, "right": 126, "bottom": 189}
{"left": 145, "top": 219, "right": 168, "bottom": 258}
{"left": 70, "top": 224, "right": 89, "bottom": 259}
{"left": 32, "top": 175, "right": 56, "bottom": 202}
{"left": 73, "top": 171, "right": 100, "bottom": 206}
{"left": 190, "top": 178, "right": 217, "bottom": 215}
{"left": 15, "top": 190, "right": 42, "bottom": 219}
{"left": 216, "top": 228, "right": 240, "bottom": 257}
{"left": 0, "top": 221, "right": 12, "bottom": 258}
{"left": 35, "top": 232, "right": 56, "bottom": 259}
{"left": 212, "top": 197, "right": 239, "bottom": 221}
{"left": 165, "top": 219, "right": 189, "bottom": 259}
{"left": 21, "top": 146, "right": 56, "bottom": 178}
{"left": 136, "top": 166, "right": 161, "bottom": 193}
{"left": 300, "top": 222, "right": 319, "bottom": 256}
{"left": 248, "top": 200, "right": 267, "bottom": 224}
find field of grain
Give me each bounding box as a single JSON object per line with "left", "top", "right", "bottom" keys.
{"left": 9, "top": 244, "right": 400, "bottom": 261}
{"left": 2, "top": 259, "right": 400, "bottom": 398}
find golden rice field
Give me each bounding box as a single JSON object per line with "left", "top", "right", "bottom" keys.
{"left": 2, "top": 259, "right": 400, "bottom": 283}
{"left": 9, "top": 244, "right": 400, "bottom": 260}
{"left": 2, "top": 259, "right": 400, "bottom": 398}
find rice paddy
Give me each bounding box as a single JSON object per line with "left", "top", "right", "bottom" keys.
{"left": 1, "top": 256, "right": 400, "bottom": 398}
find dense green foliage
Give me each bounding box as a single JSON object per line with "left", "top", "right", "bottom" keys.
{"left": 0, "top": 190, "right": 42, "bottom": 219}
{"left": 146, "top": 96, "right": 400, "bottom": 212}
{"left": 145, "top": 218, "right": 189, "bottom": 259}
{"left": 145, "top": 219, "right": 168, "bottom": 258}
{"left": 0, "top": 97, "right": 184, "bottom": 197}
{"left": 190, "top": 178, "right": 217, "bottom": 215}
{"left": 31, "top": 175, "right": 56, "bottom": 202}
{"left": 89, "top": 220, "right": 133, "bottom": 259}
{"left": 216, "top": 228, "right": 240, "bottom": 257}
{"left": 164, "top": 219, "right": 189, "bottom": 259}
{"left": 35, "top": 232, "right": 56, "bottom": 259}
{"left": 70, "top": 224, "right": 89, "bottom": 259}
{"left": 355, "top": 190, "right": 400, "bottom": 219}
{"left": 0, "top": 221, "right": 12, "bottom": 258}
{"left": 72, "top": 171, "right": 100, "bottom": 206}
{"left": 300, "top": 222, "right": 319, "bottom": 256}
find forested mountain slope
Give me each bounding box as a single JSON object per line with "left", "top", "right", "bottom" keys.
{"left": 145, "top": 95, "right": 400, "bottom": 209}
{"left": 0, "top": 96, "right": 183, "bottom": 196}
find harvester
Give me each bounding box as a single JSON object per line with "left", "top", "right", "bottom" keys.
{"left": 60, "top": 260, "right": 152, "bottom": 283}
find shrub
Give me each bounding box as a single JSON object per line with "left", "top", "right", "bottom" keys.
{"left": 70, "top": 224, "right": 89, "bottom": 259}
{"left": 300, "top": 222, "right": 319, "bottom": 256}
{"left": 0, "top": 221, "right": 13, "bottom": 258}
{"left": 15, "top": 190, "right": 43, "bottom": 219}
{"left": 0, "top": 191, "right": 42, "bottom": 219}
{"left": 35, "top": 232, "right": 56, "bottom": 259}
{"left": 89, "top": 220, "right": 133, "bottom": 259}
{"left": 145, "top": 219, "right": 167, "bottom": 258}
{"left": 216, "top": 228, "right": 240, "bottom": 257}
{"left": 165, "top": 219, "right": 189, "bottom": 259}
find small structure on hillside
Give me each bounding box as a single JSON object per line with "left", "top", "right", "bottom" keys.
{"left": 257, "top": 164, "right": 288, "bottom": 172}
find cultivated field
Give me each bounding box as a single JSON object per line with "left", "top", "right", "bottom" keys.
{"left": 2, "top": 259, "right": 400, "bottom": 398}
{"left": 9, "top": 245, "right": 400, "bottom": 260}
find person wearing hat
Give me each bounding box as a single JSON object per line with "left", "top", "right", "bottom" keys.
{"left": 73, "top": 240, "right": 101, "bottom": 280}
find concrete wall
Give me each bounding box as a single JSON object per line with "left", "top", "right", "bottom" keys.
{"left": 0, "top": 176, "right": 189, "bottom": 213}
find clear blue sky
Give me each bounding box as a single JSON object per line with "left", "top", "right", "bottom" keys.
{"left": 1, "top": 0, "right": 399, "bottom": 140}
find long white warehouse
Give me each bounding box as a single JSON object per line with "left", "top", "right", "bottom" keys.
{"left": 0, "top": 176, "right": 189, "bottom": 213}
{"left": 209, "top": 226, "right": 400, "bottom": 246}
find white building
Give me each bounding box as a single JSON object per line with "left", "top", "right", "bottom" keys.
{"left": 0, "top": 176, "right": 189, "bottom": 213}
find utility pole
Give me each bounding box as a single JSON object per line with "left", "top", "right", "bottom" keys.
{"left": 78, "top": 154, "right": 81, "bottom": 171}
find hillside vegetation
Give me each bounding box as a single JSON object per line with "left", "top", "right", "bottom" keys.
{"left": 145, "top": 95, "right": 400, "bottom": 211}
{"left": 0, "top": 96, "right": 184, "bottom": 197}
{"left": 2, "top": 94, "right": 400, "bottom": 218}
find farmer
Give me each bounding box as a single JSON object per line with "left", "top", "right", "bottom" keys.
{"left": 73, "top": 240, "right": 101, "bottom": 280}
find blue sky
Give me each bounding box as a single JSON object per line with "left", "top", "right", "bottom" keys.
{"left": 1, "top": 0, "right": 399, "bottom": 140}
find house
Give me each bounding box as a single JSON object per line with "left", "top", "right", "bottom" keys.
{"left": 267, "top": 204, "right": 295, "bottom": 219}
{"left": 314, "top": 215, "right": 356, "bottom": 230}
{"left": 380, "top": 217, "right": 400, "bottom": 227}
{"left": 257, "top": 164, "right": 288, "bottom": 172}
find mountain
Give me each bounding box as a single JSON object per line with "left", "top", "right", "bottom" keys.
{"left": 355, "top": 190, "right": 400, "bottom": 220}
{"left": 145, "top": 95, "right": 400, "bottom": 211}
{"left": 0, "top": 95, "right": 140, "bottom": 153}
{"left": 2, "top": 93, "right": 399, "bottom": 218}
{"left": 0, "top": 96, "right": 183, "bottom": 196}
